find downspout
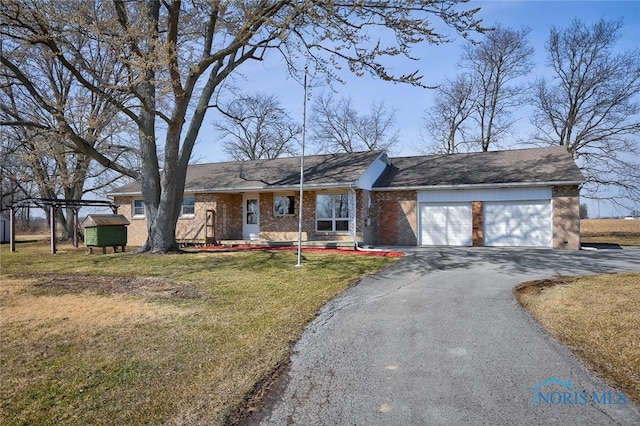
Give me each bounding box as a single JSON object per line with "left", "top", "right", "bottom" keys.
{"left": 348, "top": 185, "right": 357, "bottom": 249}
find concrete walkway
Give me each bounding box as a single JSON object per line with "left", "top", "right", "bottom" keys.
{"left": 251, "top": 247, "right": 640, "bottom": 425}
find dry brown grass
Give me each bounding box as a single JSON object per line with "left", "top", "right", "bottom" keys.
{"left": 0, "top": 242, "right": 396, "bottom": 425}
{"left": 2, "top": 277, "right": 193, "bottom": 332}
{"left": 581, "top": 219, "right": 640, "bottom": 245}
{"left": 515, "top": 273, "right": 640, "bottom": 404}
{"left": 10, "top": 232, "right": 51, "bottom": 242}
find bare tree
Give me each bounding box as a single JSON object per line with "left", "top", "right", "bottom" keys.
{"left": 461, "top": 24, "right": 535, "bottom": 151}
{"left": 0, "top": 134, "right": 39, "bottom": 215}
{"left": 310, "top": 92, "right": 399, "bottom": 153}
{"left": 421, "top": 24, "right": 534, "bottom": 154}
{"left": 310, "top": 93, "right": 358, "bottom": 153}
{"left": 1, "top": 36, "right": 132, "bottom": 239}
{"left": 357, "top": 100, "right": 400, "bottom": 153}
{"left": 531, "top": 19, "right": 640, "bottom": 204}
{"left": 421, "top": 73, "right": 476, "bottom": 154}
{"left": 1, "top": 0, "right": 483, "bottom": 253}
{"left": 214, "top": 93, "right": 300, "bottom": 161}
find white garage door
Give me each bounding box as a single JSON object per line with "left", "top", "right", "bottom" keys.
{"left": 484, "top": 200, "right": 551, "bottom": 247}
{"left": 420, "top": 203, "right": 472, "bottom": 246}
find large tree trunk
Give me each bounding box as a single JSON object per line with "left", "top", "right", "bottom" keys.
{"left": 135, "top": 0, "right": 179, "bottom": 254}
{"left": 143, "top": 133, "right": 185, "bottom": 253}
{"left": 147, "top": 204, "right": 180, "bottom": 253}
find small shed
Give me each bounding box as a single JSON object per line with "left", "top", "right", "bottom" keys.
{"left": 81, "top": 214, "right": 130, "bottom": 253}
{"left": 0, "top": 215, "right": 9, "bottom": 243}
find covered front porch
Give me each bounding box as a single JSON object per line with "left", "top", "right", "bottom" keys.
{"left": 174, "top": 188, "right": 372, "bottom": 248}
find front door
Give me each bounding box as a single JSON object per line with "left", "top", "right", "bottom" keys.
{"left": 243, "top": 195, "right": 260, "bottom": 240}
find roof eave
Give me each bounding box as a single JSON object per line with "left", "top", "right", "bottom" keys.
{"left": 373, "top": 180, "right": 585, "bottom": 192}
{"left": 109, "top": 182, "right": 363, "bottom": 197}
{"left": 185, "top": 182, "right": 363, "bottom": 193}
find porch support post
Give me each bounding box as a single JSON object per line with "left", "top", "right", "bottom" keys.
{"left": 348, "top": 188, "right": 357, "bottom": 249}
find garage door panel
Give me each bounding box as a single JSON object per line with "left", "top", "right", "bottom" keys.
{"left": 484, "top": 200, "right": 551, "bottom": 247}
{"left": 420, "top": 203, "right": 472, "bottom": 246}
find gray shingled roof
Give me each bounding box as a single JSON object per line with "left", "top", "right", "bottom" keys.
{"left": 109, "top": 150, "right": 382, "bottom": 195}
{"left": 374, "top": 147, "right": 584, "bottom": 189}
{"left": 109, "top": 147, "right": 583, "bottom": 196}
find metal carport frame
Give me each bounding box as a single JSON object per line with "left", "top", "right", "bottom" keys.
{"left": 7, "top": 198, "right": 118, "bottom": 254}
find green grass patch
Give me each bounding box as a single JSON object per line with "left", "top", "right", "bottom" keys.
{"left": 1, "top": 242, "right": 396, "bottom": 425}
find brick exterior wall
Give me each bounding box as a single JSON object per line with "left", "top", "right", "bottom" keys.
{"left": 260, "top": 192, "right": 303, "bottom": 241}
{"left": 114, "top": 196, "right": 147, "bottom": 246}
{"left": 116, "top": 189, "right": 371, "bottom": 246}
{"left": 472, "top": 201, "right": 484, "bottom": 247}
{"left": 552, "top": 185, "right": 581, "bottom": 250}
{"left": 371, "top": 191, "right": 417, "bottom": 246}
{"left": 260, "top": 190, "right": 368, "bottom": 243}
{"left": 116, "top": 184, "right": 580, "bottom": 249}
{"left": 114, "top": 193, "right": 244, "bottom": 246}
{"left": 175, "top": 193, "right": 214, "bottom": 243}
{"left": 212, "top": 193, "right": 243, "bottom": 240}
{"left": 379, "top": 201, "right": 398, "bottom": 245}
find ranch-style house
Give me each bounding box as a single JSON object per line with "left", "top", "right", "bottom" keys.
{"left": 108, "top": 146, "right": 585, "bottom": 249}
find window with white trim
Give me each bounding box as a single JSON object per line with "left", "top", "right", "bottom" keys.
{"left": 133, "top": 199, "right": 145, "bottom": 217}
{"left": 180, "top": 198, "right": 195, "bottom": 216}
{"left": 316, "top": 193, "right": 349, "bottom": 232}
{"left": 274, "top": 195, "right": 295, "bottom": 216}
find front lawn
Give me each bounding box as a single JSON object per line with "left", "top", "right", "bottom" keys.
{"left": 514, "top": 273, "right": 640, "bottom": 405}
{"left": 0, "top": 243, "right": 396, "bottom": 425}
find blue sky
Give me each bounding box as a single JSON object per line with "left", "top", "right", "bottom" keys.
{"left": 189, "top": 0, "right": 639, "bottom": 216}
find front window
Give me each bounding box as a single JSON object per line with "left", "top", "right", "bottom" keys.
{"left": 181, "top": 198, "right": 195, "bottom": 216}
{"left": 133, "top": 199, "right": 145, "bottom": 217}
{"left": 316, "top": 193, "right": 349, "bottom": 232}
{"left": 274, "top": 195, "right": 295, "bottom": 216}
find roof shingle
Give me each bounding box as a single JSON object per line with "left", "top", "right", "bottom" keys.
{"left": 374, "top": 147, "right": 584, "bottom": 188}
{"left": 110, "top": 150, "right": 382, "bottom": 195}
{"left": 109, "top": 147, "right": 583, "bottom": 196}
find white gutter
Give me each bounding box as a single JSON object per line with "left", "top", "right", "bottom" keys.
{"left": 183, "top": 182, "right": 362, "bottom": 193}
{"left": 108, "top": 182, "right": 362, "bottom": 198}
{"left": 372, "top": 180, "right": 585, "bottom": 192}
{"left": 108, "top": 180, "right": 583, "bottom": 198}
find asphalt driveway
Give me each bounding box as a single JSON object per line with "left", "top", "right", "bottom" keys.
{"left": 251, "top": 248, "right": 640, "bottom": 425}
